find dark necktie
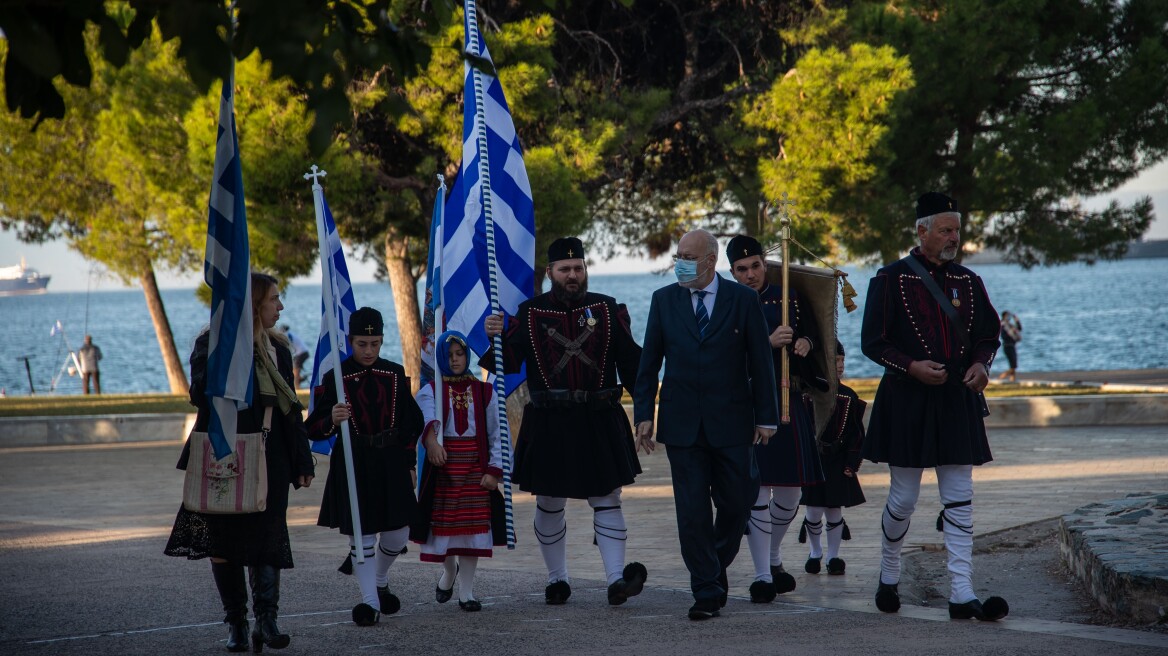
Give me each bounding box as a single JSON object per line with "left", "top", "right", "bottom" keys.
{"left": 693, "top": 290, "right": 709, "bottom": 338}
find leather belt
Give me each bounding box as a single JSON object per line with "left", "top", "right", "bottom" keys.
{"left": 529, "top": 388, "right": 622, "bottom": 409}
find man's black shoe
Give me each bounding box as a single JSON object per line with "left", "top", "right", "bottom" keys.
{"left": 875, "top": 582, "right": 901, "bottom": 613}
{"left": 749, "top": 580, "right": 777, "bottom": 604}
{"left": 607, "top": 562, "right": 648, "bottom": 606}
{"left": 804, "top": 557, "right": 822, "bottom": 574}
{"left": 688, "top": 598, "right": 720, "bottom": 620}
{"left": 545, "top": 580, "right": 572, "bottom": 605}
{"left": 771, "top": 564, "right": 797, "bottom": 594}
{"left": 949, "top": 596, "right": 1009, "bottom": 621}
{"left": 826, "top": 558, "right": 846, "bottom": 575}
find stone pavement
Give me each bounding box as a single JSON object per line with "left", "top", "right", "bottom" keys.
{"left": 1, "top": 421, "right": 1166, "bottom": 654}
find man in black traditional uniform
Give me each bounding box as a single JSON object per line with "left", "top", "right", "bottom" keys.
{"left": 483, "top": 237, "right": 648, "bottom": 606}
{"left": 861, "top": 192, "right": 1008, "bottom": 622}
{"left": 726, "top": 234, "right": 824, "bottom": 602}
{"left": 306, "top": 307, "right": 425, "bottom": 627}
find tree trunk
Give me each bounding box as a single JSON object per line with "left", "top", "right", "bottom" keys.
{"left": 139, "top": 262, "right": 188, "bottom": 394}
{"left": 384, "top": 228, "right": 423, "bottom": 392}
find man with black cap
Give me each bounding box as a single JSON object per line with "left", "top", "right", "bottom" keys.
{"left": 860, "top": 192, "right": 1008, "bottom": 622}
{"left": 726, "top": 234, "right": 824, "bottom": 602}
{"left": 483, "top": 237, "right": 648, "bottom": 607}
{"left": 306, "top": 307, "right": 425, "bottom": 627}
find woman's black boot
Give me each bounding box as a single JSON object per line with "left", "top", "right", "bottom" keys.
{"left": 211, "top": 562, "right": 250, "bottom": 653}
{"left": 248, "top": 566, "right": 290, "bottom": 652}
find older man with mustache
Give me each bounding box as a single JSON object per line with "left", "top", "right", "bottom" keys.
{"left": 860, "top": 192, "right": 1008, "bottom": 622}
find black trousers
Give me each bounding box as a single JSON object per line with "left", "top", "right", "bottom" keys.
{"left": 665, "top": 423, "right": 759, "bottom": 601}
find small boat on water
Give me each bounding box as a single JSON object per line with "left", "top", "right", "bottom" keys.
{"left": 0, "top": 258, "right": 51, "bottom": 296}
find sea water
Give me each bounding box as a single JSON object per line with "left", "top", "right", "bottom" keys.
{"left": 2, "top": 258, "right": 1165, "bottom": 395}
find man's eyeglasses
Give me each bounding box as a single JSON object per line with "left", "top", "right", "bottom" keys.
{"left": 671, "top": 254, "right": 702, "bottom": 262}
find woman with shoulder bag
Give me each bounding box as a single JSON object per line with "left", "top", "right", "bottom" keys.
{"left": 165, "top": 272, "right": 315, "bottom": 652}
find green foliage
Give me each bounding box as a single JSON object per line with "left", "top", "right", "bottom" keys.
{"left": 0, "top": 0, "right": 440, "bottom": 155}
{"left": 847, "top": 0, "right": 1168, "bottom": 265}
{"left": 184, "top": 54, "right": 376, "bottom": 285}
{"left": 743, "top": 43, "right": 914, "bottom": 260}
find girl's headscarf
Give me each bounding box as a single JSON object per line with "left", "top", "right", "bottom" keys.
{"left": 436, "top": 330, "right": 471, "bottom": 377}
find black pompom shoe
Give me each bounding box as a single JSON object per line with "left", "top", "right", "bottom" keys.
{"left": 770, "top": 564, "right": 797, "bottom": 594}
{"left": 545, "top": 580, "right": 572, "bottom": 605}
{"left": 458, "top": 599, "right": 482, "bottom": 612}
{"left": 949, "top": 596, "right": 1009, "bottom": 621}
{"left": 804, "top": 557, "right": 822, "bottom": 574}
{"left": 351, "top": 603, "right": 380, "bottom": 626}
{"left": 749, "top": 580, "right": 777, "bottom": 604}
{"left": 607, "top": 562, "right": 648, "bottom": 606}
{"left": 376, "top": 585, "right": 401, "bottom": 614}
{"left": 875, "top": 582, "right": 901, "bottom": 613}
{"left": 827, "top": 558, "right": 846, "bottom": 575}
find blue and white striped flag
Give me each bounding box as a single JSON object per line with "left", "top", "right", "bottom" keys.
{"left": 308, "top": 193, "right": 356, "bottom": 456}
{"left": 440, "top": 5, "right": 536, "bottom": 360}
{"left": 203, "top": 70, "right": 254, "bottom": 461}
{"left": 419, "top": 176, "right": 447, "bottom": 388}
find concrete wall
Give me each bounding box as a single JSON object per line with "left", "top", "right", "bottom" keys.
{"left": 1, "top": 393, "right": 1165, "bottom": 449}
{"left": 0, "top": 413, "right": 196, "bottom": 448}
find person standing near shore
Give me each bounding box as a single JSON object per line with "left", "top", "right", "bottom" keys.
{"left": 998, "top": 311, "right": 1022, "bottom": 382}
{"left": 860, "top": 192, "right": 1008, "bottom": 622}
{"left": 78, "top": 334, "right": 102, "bottom": 395}
{"left": 165, "top": 272, "right": 316, "bottom": 653}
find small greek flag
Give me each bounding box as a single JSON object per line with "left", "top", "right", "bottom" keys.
{"left": 308, "top": 193, "right": 356, "bottom": 456}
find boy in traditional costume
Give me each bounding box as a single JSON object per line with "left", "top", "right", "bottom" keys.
{"left": 799, "top": 342, "right": 866, "bottom": 576}
{"left": 306, "top": 307, "right": 425, "bottom": 626}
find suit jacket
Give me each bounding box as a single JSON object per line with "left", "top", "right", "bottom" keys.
{"left": 634, "top": 275, "right": 778, "bottom": 448}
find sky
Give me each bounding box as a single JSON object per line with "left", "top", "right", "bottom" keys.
{"left": 3, "top": 159, "right": 1168, "bottom": 292}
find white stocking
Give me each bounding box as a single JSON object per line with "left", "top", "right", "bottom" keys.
{"left": 746, "top": 488, "right": 773, "bottom": 582}
{"left": 803, "top": 506, "right": 825, "bottom": 559}
{"left": 824, "top": 507, "right": 845, "bottom": 560}
{"left": 534, "top": 495, "right": 569, "bottom": 583}
{"left": 375, "top": 527, "right": 409, "bottom": 588}
{"left": 881, "top": 466, "right": 923, "bottom": 585}
{"left": 457, "top": 556, "right": 479, "bottom": 603}
{"left": 937, "top": 465, "right": 975, "bottom": 603}
{"left": 589, "top": 490, "right": 627, "bottom": 586}
{"left": 769, "top": 486, "right": 802, "bottom": 567}
{"left": 349, "top": 534, "right": 379, "bottom": 609}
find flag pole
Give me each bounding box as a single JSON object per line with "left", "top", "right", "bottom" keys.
{"left": 304, "top": 164, "right": 365, "bottom": 560}
{"left": 433, "top": 174, "right": 447, "bottom": 448}
{"left": 466, "top": 0, "right": 516, "bottom": 549}
{"left": 775, "top": 192, "right": 796, "bottom": 425}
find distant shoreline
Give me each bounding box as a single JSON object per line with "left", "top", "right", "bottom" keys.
{"left": 964, "top": 238, "right": 1168, "bottom": 265}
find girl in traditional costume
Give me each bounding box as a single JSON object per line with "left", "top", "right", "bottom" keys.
{"left": 411, "top": 330, "right": 506, "bottom": 612}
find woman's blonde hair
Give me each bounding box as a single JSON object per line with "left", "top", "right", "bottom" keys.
{"left": 251, "top": 272, "right": 290, "bottom": 348}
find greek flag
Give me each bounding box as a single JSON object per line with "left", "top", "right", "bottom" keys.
{"left": 419, "top": 178, "right": 447, "bottom": 387}
{"left": 440, "top": 4, "right": 536, "bottom": 360}
{"left": 308, "top": 193, "right": 356, "bottom": 455}
{"left": 203, "top": 71, "right": 254, "bottom": 461}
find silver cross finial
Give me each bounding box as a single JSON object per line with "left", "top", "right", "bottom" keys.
{"left": 303, "top": 164, "right": 328, "bottom": 186}
{"left": 775, "top": 192, "right": 796, "bottom": 227}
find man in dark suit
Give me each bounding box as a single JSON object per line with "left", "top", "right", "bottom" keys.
{"left": 633, "top": 229, "right": 778, "bottom": 620}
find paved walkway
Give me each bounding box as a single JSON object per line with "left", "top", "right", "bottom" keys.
{"left": 1, "top": 421, "right": 1166, "bottom": 654}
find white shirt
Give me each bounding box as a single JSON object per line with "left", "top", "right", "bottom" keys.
{"left": 688, "top": 274, "right": 719, "bottom": 316}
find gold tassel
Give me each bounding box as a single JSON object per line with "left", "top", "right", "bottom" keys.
{"left": 839, "top": 274, "right": 858, "bottom": 313}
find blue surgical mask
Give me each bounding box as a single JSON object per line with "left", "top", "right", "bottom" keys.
{"left": 674, "top": 258, "right": 699, "bottom": 284}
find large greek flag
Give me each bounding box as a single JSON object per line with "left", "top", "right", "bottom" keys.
{"left": 440, "top": 4, "right": 536, "bottom": 359}
{"left": 203, "top": 71, "right": 254, "bottom": 461}
{"left": 308, "top": 193, "right": 356, "bottom": 456}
